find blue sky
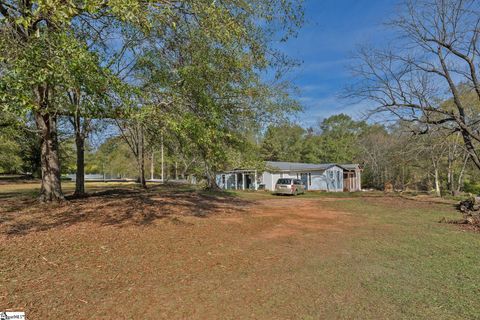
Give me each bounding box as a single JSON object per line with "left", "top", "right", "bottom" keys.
{"left": 279, "top": 0, "right": 397, "bottom": 127}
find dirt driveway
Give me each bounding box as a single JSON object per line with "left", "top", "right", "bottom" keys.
{"left": 0, "top": 188, "right": 360, "bottom": 319}
{"left": 246, "top": 198, "right": 356, "bottom": 240}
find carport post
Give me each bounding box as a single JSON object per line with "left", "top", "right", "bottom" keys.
{"left": 235, "top": 173, "right": 238, "bottom": 190}
{"left": 254, "top": 170, "right": 257, "bottom": 190}
{"left": 242, "top": 173, "right": 245, "bottom": 190}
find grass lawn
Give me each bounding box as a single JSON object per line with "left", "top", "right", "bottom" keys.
{"left": 0, "top": 182, "right": 479, "bottom": 319}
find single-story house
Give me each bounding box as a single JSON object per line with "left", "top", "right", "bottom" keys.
{"left": 216, "top": 161, "right": 362, "bottom": 192}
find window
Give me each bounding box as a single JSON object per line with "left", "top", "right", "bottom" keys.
{"left": 277, "top": 178, "right": 292, "bottom": 185}
{"left": 308, "top": 173, "right": 312, "bottom": 186}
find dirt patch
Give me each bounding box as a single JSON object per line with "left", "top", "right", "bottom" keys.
{"left": 247, "top": 198, "right": 356, "bottom": 240}
{"left": 217, "top": 216, "right": 245, "bottom": 224}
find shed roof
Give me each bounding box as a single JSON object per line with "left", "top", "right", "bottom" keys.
{"left": 338, "top": 164, "right": 361, "bottom": 171}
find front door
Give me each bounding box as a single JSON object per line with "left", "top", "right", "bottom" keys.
{"left": 245, "top": 175, "right": 252, "bottom": 189}
{"left": 300, "top": 173, "right": 308, "bottom": 190}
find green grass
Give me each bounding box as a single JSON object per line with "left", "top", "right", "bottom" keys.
{"left": 283, "top": 198, "right": 478, "bottom": 319}
{"left": 0, "top": 181, "right": 196, "bottom": 198}
{"left": 224, "top": 191, "right": 479, "bottom": 319}
{"left": 231, "top": 189, "right": 385, "bottom": 200}
{"left": 351, "top": 203, "right": 476, "bottom": 318}
{"left": 211, "top": 190, "right": 480, "bottom": 318}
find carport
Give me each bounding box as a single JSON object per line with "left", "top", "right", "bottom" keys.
{"left": 216, "top": 170, "right": 259, "bottom": 190}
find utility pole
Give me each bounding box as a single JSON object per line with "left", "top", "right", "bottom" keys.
{"left": 175, "top": 161, "right": 178, "bottom": 180}
{"left": 150, "top": 151, "right": 154, "bottom": 181}
{"left": 102, "top": 154, "right": 106, "bottom": 182}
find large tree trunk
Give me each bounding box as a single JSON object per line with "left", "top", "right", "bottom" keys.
{"left": 138, "top": 156, "right": 146, "bottom": 188}
{"left": 73, "top": 110, "right": 86, "bottom": 197}
{"left": 74, "top": 129, "right": 85, "bottom": 196}
{"left": 138, "top": 125, "right": 147, "bottom": 189}
{"left": 460, "top": 131, "right": 480, "bottom": 171}
{"left": 34, "top": 111, "right": 64, "bottom": 202}
{"left": 69, "top": 90, "right": 88, "bottom": 197}
{"left": 204, "top": 163, "right": 220, "bottom": 190}
{"left": 205, "top": 174, "right": 220, "bottom": 190}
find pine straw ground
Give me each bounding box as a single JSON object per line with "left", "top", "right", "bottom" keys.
{"left": 1, "top": 183, "right": 479, "bottom": 319}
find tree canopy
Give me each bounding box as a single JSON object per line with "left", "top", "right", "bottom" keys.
{"left": 0, "top": 0, "right": 304, "bottom": 199}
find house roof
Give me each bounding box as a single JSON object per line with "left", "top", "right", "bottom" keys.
{"left": 265, "top": 161, "right": 339, "bottom": 172}
{"left": 219, "top": 162, "right": 361, "bottom": 174}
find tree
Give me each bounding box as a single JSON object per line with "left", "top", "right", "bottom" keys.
{"left": 261, "top": 124, "right": 305, "bottom": 162}
{"left": 317, "top": 114, "right": 367, "bottom": 163}
{"left": 0, "top": 2, "right": 143, "bottom": 201}
{"left": 129, "top": 1, "right": 303, "bottom": 189}
{"left": 0, "top": 110, "right": 22, "bottom": 173}
{"left": 357, "top": 125, "right": 394, "bottom": 189}
{"left": 65, "top": 53, "right": 113, "bottom": 196}
{"left": 300, "top": 128, "right": 322, "bottom": 163}
{"left": 351, "top": 0, "right": 480, "bottom": 171}
{"left": 86, "top": 136, "right": 138, "bottom": 180}
{"left": 0, "top": 130, "right": 22, "bottom": 173}
{"left": 116, "top": 116, "right": 148, "bottom": 188}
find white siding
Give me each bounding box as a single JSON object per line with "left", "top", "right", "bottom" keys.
{"left": 268, "top": 173, "right": 281, "bottom": 190}
{"left": 282, "top": 173, "right": 297, "bottom": 179}
{"left": 325, "top": 166, "right": 343, "bottom": 192}
{"left": 306, "top": 166, "right": 344, "bottom": 192}
{"left": 262, "top": 172, "right": 273, "bottom": 190}
{"left": 309, "top": 170, "right": 327, "bottom": 191}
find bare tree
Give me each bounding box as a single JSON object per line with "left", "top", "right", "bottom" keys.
{"left": 116, "top": 119, "right": 147, "bottom": 188}
{"left": 350, "top": 0, "right": 480, "bottom": 170}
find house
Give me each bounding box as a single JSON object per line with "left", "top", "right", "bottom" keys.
{"left": 216, "top": 161, "right": 362, "bottom": 192}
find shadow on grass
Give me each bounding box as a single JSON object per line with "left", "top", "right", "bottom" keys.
{"left": 0, "top": 189, "right": 40, "bottom": 200}
{"left": 0, "top": 185, "right": 250, "bottom": 236}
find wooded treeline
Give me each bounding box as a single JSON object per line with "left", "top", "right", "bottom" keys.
{"left": 5, "top": 109, "right": 479, "bottom": 197}
{"left": 260, "top": 114, "right": 480, "bottom": 196}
